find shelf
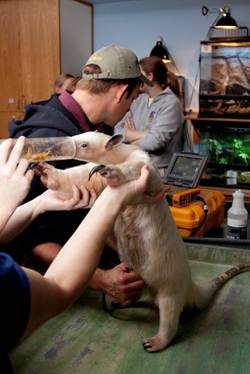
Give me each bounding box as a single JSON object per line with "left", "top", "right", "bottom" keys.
{"left": 185, "top": 113, "right": 250, "bottom": 125}
{"left": 185, "top": 113, "right": 250, "bottom": 143}
{"left": 166, "top": 185, "right": 250, "bottom": 203}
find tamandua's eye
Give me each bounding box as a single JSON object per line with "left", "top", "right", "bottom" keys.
{"left": 81, "top": 143, "right": 88, "bottom": 148}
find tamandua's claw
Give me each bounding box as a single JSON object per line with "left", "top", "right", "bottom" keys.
{"left": 31, "top": 162, "right": 46, "bottom": 174}
{"left": 142, "top": 335, "right": 169, "bottom": 353}
{"left": 88, "top": 164, "right": 106, "bottom": 180}
{"left": 142, "top": 342, "right": 153, "bottom": 352}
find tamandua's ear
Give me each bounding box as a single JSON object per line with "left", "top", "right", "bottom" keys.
{"left": 105, "top": 134, "right": 124, "bottom": 151}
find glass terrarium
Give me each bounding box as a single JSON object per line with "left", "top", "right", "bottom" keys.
{"left": 199, "top": 39, "right": 250, "bottom": 118}
{"left": 199, "top": 127, "right": 250, "bottom": 187}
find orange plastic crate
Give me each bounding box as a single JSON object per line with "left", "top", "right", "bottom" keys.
{"left": 170, "top": 189, "right": 225, "bottom": 237}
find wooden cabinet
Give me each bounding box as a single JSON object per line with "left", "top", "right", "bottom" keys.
{"left": 0, "top": 0, "right": 60, "bottom": 137}
{"left": 0, "top": 0, "right": 93, "bottom": 138}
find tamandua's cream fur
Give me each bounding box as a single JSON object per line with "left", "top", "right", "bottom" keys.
{"left": 36, "top": 132, "right": 250, "bottom": 352}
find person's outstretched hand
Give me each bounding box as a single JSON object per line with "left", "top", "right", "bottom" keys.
{"left": 36, "top": 185, "right": 97, "bottom": 214}
{"left": 103, "top": 165, "right": 164, "bottom": 206}
{"left": 0, "top": 137, "right": 34, "bottom": 221}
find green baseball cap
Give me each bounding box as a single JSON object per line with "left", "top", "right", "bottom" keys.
{"left": 82, "top": 44, "right": 152, "bottom": 86}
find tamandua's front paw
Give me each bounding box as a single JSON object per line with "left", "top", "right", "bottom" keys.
{"left": 33, "top": 162, "right": 61, "bottom": 190}
{"left": 89, "top": 165, "right": 125, "bottom": 187}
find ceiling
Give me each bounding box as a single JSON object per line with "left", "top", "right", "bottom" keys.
{"left": 89, "top": 0, "right": 140, "bottom": 3}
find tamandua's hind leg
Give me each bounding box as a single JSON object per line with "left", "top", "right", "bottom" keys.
{"left": 143, "top": 292, "right": 183, "bottom": 353}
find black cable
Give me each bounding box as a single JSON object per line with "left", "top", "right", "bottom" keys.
{"left": 102, "top": 293, "right": 156, "bottom": 319}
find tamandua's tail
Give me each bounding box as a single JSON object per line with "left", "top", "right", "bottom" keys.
{"left": 211, "top": 263, "right": 250, "bottom": 288}
{"left": 191, "top": 263, "right": 250, "bottom": 310}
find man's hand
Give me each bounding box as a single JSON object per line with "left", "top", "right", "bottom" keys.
{"left": 90, "top": 263, "right": 145, "bottom": 306}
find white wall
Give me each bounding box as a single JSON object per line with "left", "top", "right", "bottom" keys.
{"left": 93, "top": 0, "right": 250, "bottom": 112}
{"left": 60, "top": 0, "right": 93, "bottom": 76}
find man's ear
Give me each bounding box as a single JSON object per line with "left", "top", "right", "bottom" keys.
{"left": 105, "top": 134, "right": 124, "bottom": 151}
{"left": 116, "top": 84, "right": 129, "bottom": 103}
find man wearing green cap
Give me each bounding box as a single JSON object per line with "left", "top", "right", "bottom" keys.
{"left": 7, "top": 44, "right": 151, "bottom": 306}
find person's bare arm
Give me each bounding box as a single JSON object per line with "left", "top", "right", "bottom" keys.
{"left": 0, "top": 186, "right": 96, "bottom": 243}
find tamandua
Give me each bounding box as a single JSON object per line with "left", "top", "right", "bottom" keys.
{"left": 36, "top": 132, "right": 250, "bottom": 353}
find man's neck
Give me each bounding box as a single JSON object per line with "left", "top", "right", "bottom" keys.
{"left": 59, "top": 90, "right": 92, "bottom": 132}
{"left": 72, "top": 90, "right": 108, "bottom": 125}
